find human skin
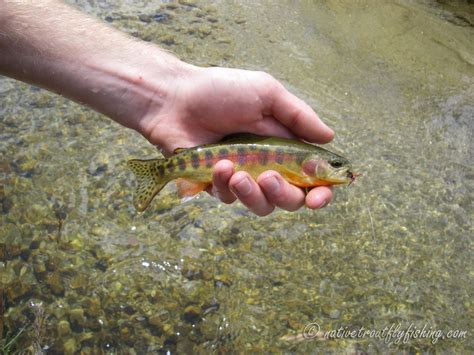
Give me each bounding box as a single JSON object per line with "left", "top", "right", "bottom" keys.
{"left": 0, "top": 0, "right": 335, "bottom": 216}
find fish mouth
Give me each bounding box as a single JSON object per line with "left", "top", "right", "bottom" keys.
{"left": 329, "top": 168, "right": 361, "bottom": 185}
{"left": 324, "top": 168, "right": 354, "bottom": 185}
{"left": 347, "top": 171, "right": 360, "bottom": 185}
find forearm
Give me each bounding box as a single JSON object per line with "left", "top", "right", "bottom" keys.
{"left": 0, "top": 1, "right": 337, "bottom": 214}
{"left": 0, "top": 0, "right": 189, "bottom": 133}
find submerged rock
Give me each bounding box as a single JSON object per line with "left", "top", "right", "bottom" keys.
{"left": 63, "top": 337, "right": 77, "bottom": 355}
{"left": 57, "top": 319, "right": 71, "bottom": 337}
{"left": 69, "top": 307, "right": 86, "bottom": 328}
{"left": 183, "top": 305, "right": 201, "bottom": 323}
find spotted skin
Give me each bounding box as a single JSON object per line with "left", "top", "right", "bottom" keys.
{"left": 128, "top": 134, "right": 353, "bottom": 211}
{"left": 237, "top": 147, "right": 247, "bottom": 165}
{"left": 166, "top": 161, "right": 175, "bottom": 173}
{"left": 176, "top": 158, "right": 184, "bottom": 171}
{"left": 258, "top": 148, "right": 269, "bottom": 166}
{"left": 190, "top": 153, "right": 200, "bottom": 169}
{"left": 218, "top": 148, "right": 229, "bottom": 160}
{"left": 205, "top": 151, "right": 213, "bottom": 168}
{"left": 275, "top": 148, "right": 285, "bottom": 164}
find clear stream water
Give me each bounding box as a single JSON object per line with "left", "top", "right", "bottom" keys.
{"left": 1, "top": 0, "right": 472, "bottom": 353}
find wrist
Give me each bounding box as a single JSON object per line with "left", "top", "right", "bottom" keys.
{"left": 132, "top": 56, "right": 200, "bottom": 148}
{"left": 78, "top": 43, "right": 193, "bottom": 134}
{"left": 120, "top": 47, "right": 197, "bottom": 142}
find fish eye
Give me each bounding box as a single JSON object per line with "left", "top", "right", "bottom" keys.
{"left": 329, "top": 160, "right": 343, "bottom": 168}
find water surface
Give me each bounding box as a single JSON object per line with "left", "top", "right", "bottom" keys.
{"left": 1, "top": 0, "right": 472, "bottom": 353}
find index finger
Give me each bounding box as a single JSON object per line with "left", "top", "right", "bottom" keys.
{"left": 271, "top": 85, "right": 334, "bottom": 144}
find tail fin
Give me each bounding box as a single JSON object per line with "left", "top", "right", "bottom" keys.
{"left": 127, "top": 159, "right": 169, "bottom": 212}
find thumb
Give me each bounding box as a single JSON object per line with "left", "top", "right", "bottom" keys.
{"left": 270, "top": 85, "right": 334, "bottom": 144}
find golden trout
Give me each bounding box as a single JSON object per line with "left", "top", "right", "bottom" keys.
{"left": 128, "top": 134, "right": 355, "bottom": 211}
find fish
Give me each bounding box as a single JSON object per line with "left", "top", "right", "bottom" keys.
{"left": 127, "top": 133, "right": 355, "bottom": 212}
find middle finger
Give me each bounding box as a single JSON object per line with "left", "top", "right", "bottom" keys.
{"left": 229, "top": 171, "right": 274, "bottom": 216}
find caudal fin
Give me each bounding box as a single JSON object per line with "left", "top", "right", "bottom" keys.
{"left": 127, "top": 159, "right": 169, "bottom": 212}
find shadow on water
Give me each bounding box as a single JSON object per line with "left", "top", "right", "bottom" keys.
{"left": 1, "top": 0, "right": 473, "bottom": 353}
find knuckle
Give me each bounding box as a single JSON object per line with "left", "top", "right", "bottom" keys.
{"left": 255, "top": 71, "right": 282, "bottom": 94}
{"left": 256, "top": 70, "right": 274, "bottom": 82}
{"left": 288, "top": 107, "right": 304, "bottom": 129}
{"left": 266, "top": 193, "right": 286, "bottom": 206}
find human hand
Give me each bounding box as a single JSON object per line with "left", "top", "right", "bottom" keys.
{"left": 141, "top": 66, "right": 335, "bottom": 215}
{"left": 0, "top": 1, "right": 333, "bottom": 215}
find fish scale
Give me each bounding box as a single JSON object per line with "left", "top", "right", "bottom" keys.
{"left": 128, "top": 134, "right": 354, "bottom": 211}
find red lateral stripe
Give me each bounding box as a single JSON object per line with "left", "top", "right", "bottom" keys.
{"left": 187, "top": 151, "right": 294, "bottom": 169}
{"left": 229, "top": 151, "right": 293, "bottom": 166}
{"left": 195, "top": 150, "right": 294, "bottom": 168}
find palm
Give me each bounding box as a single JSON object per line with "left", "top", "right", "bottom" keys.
{"left": 148, "top": 67, "right": 333, "bottom": 154}
{"left": 143, "top": 65, "right": 335, "bottom": 215}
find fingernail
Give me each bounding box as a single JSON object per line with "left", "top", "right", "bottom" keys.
{"left": 231, "top": 177, "right": 252, "bottom": 196}
{"left": 217, "top": 170, "right": 231, "bottom": 182}
{"left": 211, "top": 186, "right": 221, "bottom": 199}
{"left": 261, "top": 176, "right": 280, "bottom": 194}
{"left": 313, "top": 196, "right": 328, "bottom": 209}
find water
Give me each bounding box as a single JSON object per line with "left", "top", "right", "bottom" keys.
{"left": 1, "top": 0, "right": 472, "bottom": 353}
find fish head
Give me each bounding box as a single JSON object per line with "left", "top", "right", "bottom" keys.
{"left": 302, "top": 154, "right": 354, "bottom": 185}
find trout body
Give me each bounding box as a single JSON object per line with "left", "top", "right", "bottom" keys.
{"left": 128, "top": 134, "right": 354, "bottom": 211}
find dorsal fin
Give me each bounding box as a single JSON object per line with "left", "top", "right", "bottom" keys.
{"left": 173, "top": 147, "right": 187, "bottom": 154}
{"left": 173, "top": 134, "right": 268, "bottom": 153}
{"left": 220, "top": 133, "right": 268, "bottom": 144}
{"left": 172, "top": 134, "right": 272, "bottom": 153}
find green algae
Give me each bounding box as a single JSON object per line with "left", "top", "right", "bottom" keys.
{"left": 1, "top": 0, "right": 473, "bottom": 353}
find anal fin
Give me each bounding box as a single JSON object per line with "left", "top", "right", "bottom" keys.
{"left": 176, "top": 178, "right": 209, "bottom": 198}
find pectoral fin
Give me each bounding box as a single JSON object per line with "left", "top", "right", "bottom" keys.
{"left": 277, "top": 166, "right": 309, "bottom": 187}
